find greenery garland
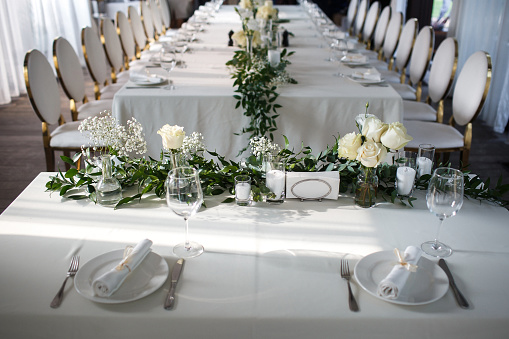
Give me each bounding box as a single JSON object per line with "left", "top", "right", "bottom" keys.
{"left": 46, "top": 137, "right": 509, "bottom": 209}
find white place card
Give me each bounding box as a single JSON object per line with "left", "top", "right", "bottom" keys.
{"left": 286, "top": 172, "right": 340, "bottom": 201}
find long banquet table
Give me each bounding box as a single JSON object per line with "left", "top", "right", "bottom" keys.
{"left": 1, "top": 173, "right": 509, "bottom": 338}
{"left": 113, "top": 5, "right": 403, "bottom": 160}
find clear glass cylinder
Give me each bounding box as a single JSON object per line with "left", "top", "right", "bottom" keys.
{"left": 354, "top": 167, "right": 378, "bottom": 208}
{"left": 96, "top": 154, "right": 122, "bottom": 206}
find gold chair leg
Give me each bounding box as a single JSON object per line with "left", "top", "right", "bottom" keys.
{"left": 45, "top": 148, "right": 55, "bottom": 171}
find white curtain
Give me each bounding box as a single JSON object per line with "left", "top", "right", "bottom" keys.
{"left": 448, "top": 0, "right": 509, "bottom": 133}
{"left": 0, "top": 0, "right": 91, "bottom": 105}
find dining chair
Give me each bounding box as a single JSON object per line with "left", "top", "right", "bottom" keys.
{"left": 53, "top": 37, "right": 113, "bottom": 121}
{"left": 158, "top": 0, "right": 172, "bottom": 31}
{"left": 377, "top": 18, "right": 418, "bottom": 84}
{"left": 390, "top": 25, "right": 434, "bottom": 101}
{"left": 361, "top": 1, "right": 380, "bottom": 49}
{"left": 129, "top": 6, "right": 149, "bottom": 52}
{"left": 117, "top": 11, "right": 142, "bottom": 67}
{"left": 150, "top": 0, "right": 165, "bottom": 36}
{"left": 353, "top": 0, "right": 368, "bottom": 40}
{"left": 373, "top": 11, "right": 402, "bottom": 67}
{"left": 404, "top": 51, "right": 492, "bottom": 166}
{"left": 345, "top": 0, "right": 358, "bottom": 36}
{"left": 81, "top": 26, "right": 124, "bottom": 100}
{"left": 100, "top": 18, "right": 130, "bottom": 84}
{"left": 371, "top": 6, "right": 391, "bottom": 56}
{"left": 403, "top": 38, "right": 458, "bottom": 123}
{"left": 140, "top": 1, "right": 157, "bottom": 42}
{"left": 24, "top": 49, "right": 92, "bottom": 171}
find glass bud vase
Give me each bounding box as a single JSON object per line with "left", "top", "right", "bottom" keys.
{"left": 355, "top": 167, "right": 378, "bottom": 208}
{"left": 246, "top": 34, "right": 253, "bottom": 57}
{"left": 96, "top": 154, "right": 122, "bottom": 206}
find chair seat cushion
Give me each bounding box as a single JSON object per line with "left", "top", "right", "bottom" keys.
{"left": 405, "top": 120, "right": 464, "bottom": 149}
{"left": 77, "top": 99, "right": 113, "bottom": 120}
{"left": 99, "top": 83, "right": 124, "bottom": 100}
{"left": 50, "top": 121, "right": 92, "bottom": 148}
{"left": 390, "top": 83, "right": 416, "bottom": 100}
{"left": 402, "top": 101, "right": 437, "bottom": 121}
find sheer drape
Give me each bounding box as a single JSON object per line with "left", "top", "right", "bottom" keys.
{"left": 448, "top": 0, "right": 509, "bottom": 133}
{"left": 0, "top": 0, "right": 91, "bottom": 105}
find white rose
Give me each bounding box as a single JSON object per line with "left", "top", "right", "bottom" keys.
{"left": 256, "top": 5, "right": 278, "bottom": 20}
{"left": 380, "top": 122, "right": 413, "bottom": 150}
{"left": 157, "top": 124, "right": 185, "bottom": 150}
{"left": 246, "top": 17, "right": 259, "bottom": 31}
{"left": 356, "top": 140, "right": 387, "bottom": 168}
{"left": 338, "top": 132, "right": 362, "bottom": 160}
{"left": 232, "top": 30, "right": 261, "bottom": 48}
{"left": 355, "top": 113, "right": 377, "bottom": 131}
{"left": 362, "top": 116, "right": 388, "bottom": 143}
{"left": 239, "top": 0, "right": 253, "bottom": 10}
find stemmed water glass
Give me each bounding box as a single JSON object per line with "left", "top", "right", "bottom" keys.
{"left": 422, "top": 167, "right": 464, "bottom": 257}
{"left": 160, "top": 46, "right": 176, "bottom": 89}
{"left": 166, "top": 167, "right": 204, "bottom": 258}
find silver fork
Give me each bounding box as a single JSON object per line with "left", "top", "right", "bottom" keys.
{"left": 340, "top": 259, "right": 359, "bottom": 312}
{"left": 50, "top": 256, "right": 79, "bottom": 308}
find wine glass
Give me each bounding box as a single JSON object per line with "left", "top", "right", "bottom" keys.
{"left": 422, "top": 167, "right": 464, "bottom": 257}
{"left": 160, "top": 46, "right": 176, "bottom": 90}
{"left": 166, "top": 167, "right": 204, "bottom": 258}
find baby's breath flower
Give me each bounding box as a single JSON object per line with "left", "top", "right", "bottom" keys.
{"left": 249, "top": 136, "right": 280, "bottom": 157}
{"left": 181, "top": 132, "right": 206, "bottom": 155}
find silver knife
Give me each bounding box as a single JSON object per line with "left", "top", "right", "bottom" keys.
{"left": 438, "top": 259, "right": 469, "bottom": 309}
{"left": 164, "top": 258, "right": 184, "bottom": 310}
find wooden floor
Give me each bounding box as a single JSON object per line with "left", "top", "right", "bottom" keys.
{"left": 1, "top": 76, "right": 509, "bottom": 213}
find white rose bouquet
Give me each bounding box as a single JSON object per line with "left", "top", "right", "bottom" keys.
{"left": 338, "top": 104, "right": 412, "bottom": 207}
{"left": 256, "top": 1, "right": 278, "bottom": 20}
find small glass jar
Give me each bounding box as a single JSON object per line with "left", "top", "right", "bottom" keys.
{"left": 96, "top": 154, "right": 122, "bottom": 206}
{"left": 354, "top": 167, "right": 378, "bottom": 208}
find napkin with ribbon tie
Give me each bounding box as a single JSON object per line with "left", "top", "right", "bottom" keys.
{"left": 341, "top": 53, "right": 368, "bottom": 64}
{"left": 377, "top": 246, "right": 422, "bottom": 299}
{"left": 92, "top": 239, "right": 153, "bottom": 297}
{"left": 351, "top": 69, "right": 382, "bottom": 81}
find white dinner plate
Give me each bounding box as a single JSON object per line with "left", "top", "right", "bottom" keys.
{"left": 74, "top": 250, "right": 169, "bottom": 304}
{"left": 354, "top": 250, "right": 449, "bottom": 305}
{"left": 131, "top": 75, "right": 166, "bottom": 86}
{"left": 347, "top": 75, "right": 385, "bottom": 84}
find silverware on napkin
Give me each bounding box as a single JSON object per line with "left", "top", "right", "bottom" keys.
{"left": 438, "top": 259, "right": 469, "bottom": 309}
{"left": 50, "top": 255, "right": 79, "bottom": 308}
{"left": 164, "top": 258, "right": 185, "bottom": 310}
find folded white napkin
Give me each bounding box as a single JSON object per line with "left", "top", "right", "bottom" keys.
{"left": 342, "top": 53, "right": 368, "bottom": 63}
{"left": 92, "top": 239, "right": 153, "bottom": 297}
{"left": 346, "top": 40, "right": 357, "bottom": 50}
{"left": 351, "top": 69, "right": 382, "bottom": 81}
{"left": 377, "top": 246, "right": 422, "bottom": 300}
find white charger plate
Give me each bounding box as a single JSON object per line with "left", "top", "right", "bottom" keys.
{"left": 347, "top": 75, "right": 385, "bottom": 84}
{"left": 74, "top": 250, "right": 169, "bottom": 304}
{"left": 354, "top": 250, "right": 449, "bottom": 305}
{"left": 131, "top": 75, "right": 166, "bottom": 86}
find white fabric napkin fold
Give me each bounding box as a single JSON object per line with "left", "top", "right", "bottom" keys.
{"left": 92, "top": 239, "right": 153, "bottom": 297}
{"left": 377, "top": 246, "right": 422, "bottom": 300}
{"left": 342, "top": 53, "right": 368, "bottom": 63}
{"left": 351, "top": 69, "right": 382, "bottom": 81}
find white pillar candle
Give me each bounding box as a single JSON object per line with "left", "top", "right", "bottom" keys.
{"left": 268, "top": 49, "right": 280, "bottom": 67}
{"left": 266, "top": 169, "right": 285, "bottom": 196}
{"left": 396, "top": 166, "right": 416, "bottom": 196}
{"left": 417, "top": 157, "right": 433, "bottom": 177}
{"left": 235, "top": 182, "right": 251, "bottom": 200}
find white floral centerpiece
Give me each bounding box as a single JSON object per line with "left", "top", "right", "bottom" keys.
{"left": 338, "top": 106, "right": 412, "bottom": 207}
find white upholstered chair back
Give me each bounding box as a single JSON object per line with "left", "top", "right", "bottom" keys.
{"left": 129, "top": 6, "right": 148, "bottom": 51}
{"left": 354, "top": 0, "right": 367, "bottom": 37}
{"left": 117, "top": 11, "right": 138, "bottom": 63}
{"left": 158, "top": 0, "right": 171, "bottom": 30}
{"left": 428, "top": 37, "right": 457, "bottom": 103}
{"left": 150, "top": 0, "right": 164, "bottom": 35}
{"left": 452, "top": 51, "right": 492, "bottom": 126}
{"left": 408, "top": 26, "right": 434, "bottom": 85}
{"left": 82, "top": 26, "right": 110, "bottom": 87}
{"left": 394, "top": 18, "right": 418, "bottom": 71}
{"left": 101, "top": 18, "right": 125, "bottom": 77}
{"left": 362, "top": 2, "right": 380, "bottom": 44}
{"left": 53, "top": 37, "right": 86, "bottom": 104}
{"left": 346, "top": 0, "right": 358, "bottom": 34}
{"left": 140, "top": 1, "right": 156, "bottom": 41}
{"left": 382, "top": 12, "right": 402, "bottom": 62}
{"left": 373, "top": 6, "right": 391, "bottom": 51}
{"left": 24, "top": 49, "right": 61, "bottom": 125}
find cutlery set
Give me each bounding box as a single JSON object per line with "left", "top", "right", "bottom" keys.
{"left": 50, "top": 256, "right": 468, "bottom": 311}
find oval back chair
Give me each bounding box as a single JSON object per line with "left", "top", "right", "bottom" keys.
{"left": 354, "top": 0, "right": 368, "bottom": 39}
{"left": 101, "top": 18, "right": 129, "bottom": 83}
{"left": 361, "top": 1, "right": 380, "bottom": 49}
{"left": 372, "top": 6, "right": 391, "bottom": 55}
{"left": 129, "top": 6, "right": 149, "bottom": 52}
{"left": 394, "top": 18, "right": 418, "bottom": 83}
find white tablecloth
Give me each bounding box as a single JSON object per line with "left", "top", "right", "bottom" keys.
{"left": 113, "top": 6, "right": 403, "bottom": 160}
{"left": 1, "top": 173, "right": 508, "bottom": 338}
